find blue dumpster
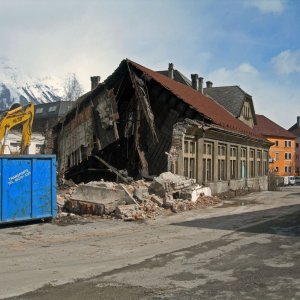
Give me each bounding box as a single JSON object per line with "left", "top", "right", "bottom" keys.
{"left": 0, "top": 155, "right": 56, "bottom": 224}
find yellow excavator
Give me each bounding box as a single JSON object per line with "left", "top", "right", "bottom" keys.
{"left": 0, "top": 103, "right": 34, "bottom": 155}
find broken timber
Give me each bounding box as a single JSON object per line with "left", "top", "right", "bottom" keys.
{"left": 93, "top": 155, "right": 131, "bottom": 183}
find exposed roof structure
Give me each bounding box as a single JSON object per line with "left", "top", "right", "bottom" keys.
{"left": 203, "top": 85, "right": 256, "bottom": 123}
{"left": 55, "top": 59, "right": 268, "bottom": 143}
{"left": 254, "top": 114, "right": 296, "bottom": 139}
{"left": 129, "top": 60, "right": 265, "bottom": 140}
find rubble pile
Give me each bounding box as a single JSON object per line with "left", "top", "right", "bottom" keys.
{"left": 57, "top": 179, "right": 78, "bottom": 213}
{"left": 171, "top": 196, "right": 222, "bottom": 212}
{"left": 57, "top": 172, "right": 221, "bottom": 221}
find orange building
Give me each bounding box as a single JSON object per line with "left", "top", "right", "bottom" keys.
{"left": 254, "top": 115, "right": 296, "bottom": 176}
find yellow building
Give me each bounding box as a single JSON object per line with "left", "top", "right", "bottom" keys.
{"left": 254, "top": 115, "right": 296, "bottom": 176}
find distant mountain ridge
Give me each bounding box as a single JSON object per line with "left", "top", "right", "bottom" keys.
{"left": 0, "top": 57, "right": 64, "bottom": 110}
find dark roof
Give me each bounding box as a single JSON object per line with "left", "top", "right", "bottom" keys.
{"left": 157, "top": 70, "right": 192, "bottom": 86}
{"left": 157, "top": 70, "right": 257, "bottom": 125}
{"left": 289, "top": 124, "right": 300, "bottom": 137}
{"left": 34, "top": 101, "right": 74, "bottom": 119}
{"left": 203, "top": 86, "right": 253, "bottom": 118}
{"left": 253, "top": 114, "right": 296, "bottom": 139}
{"left": 129, "top": 60, "right": 266, "bottom": 141}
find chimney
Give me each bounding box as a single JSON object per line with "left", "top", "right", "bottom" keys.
{"left": 91, "top": 76, "right": 101, "bottom": 90}
{"left": 297, "top": 116, "right": 300, "bottom": 128}
{"left": 168, "top": 63, "right": 174, "bottom": 79}
{"left": 198, "top": 77, "right": 204, "bottom": 93}
{"left": 191, "top": 74, "right": 199, "bottom": 90}
{"left": 206, "top": 81, "right": 213, "bottom": 88}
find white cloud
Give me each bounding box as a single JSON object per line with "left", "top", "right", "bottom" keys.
{"left": 236, "top": 63, "right": 258, "bottom": 74}
{"left": 271, "top": 50, "right": 300, "bottom": 75}
{"left": 206, "top": 63, "right": 299, "bottom": 129}
{"left": 245, "top": 0, "right": 285, "bottom": 14}
{"left": 207, "top": 62, "right": 258, "bottom": 84}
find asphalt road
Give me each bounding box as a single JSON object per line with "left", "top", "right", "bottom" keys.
{"left": 1, "top": 186, "right": 300, "bottom": 299}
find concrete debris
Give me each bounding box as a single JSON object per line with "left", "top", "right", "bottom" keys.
{"left": 57, "top": 172, "right": 218, "bottom": 222}
{"left": 149, "top": 172, "right": 211, "bottom": 202}
{"left": 181, "top": 186, "right": 211, "bottom": 202}
{"left": 70, "top": 181, "right": 136, "bottom": 212}
{"left": 64, "top": 199, "right": 106, "bottom": 216}
{"left": 115, "top": 204, "right": 146, "bottom": 221}
{"left": 171, "top": 196, "right": 222, "bottom": 213}
{"left": 133, "top": 186, "right": 150, "bottom": 203}
{"left": 150, "top": 195, "right": 164, "bottom": 207}
{"left": 56, "top": 194, "right": 65, "bottom": 209}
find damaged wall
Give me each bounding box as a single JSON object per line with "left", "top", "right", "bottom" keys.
{"left": 55, "top": 87, "right": 119, "bottom": 176}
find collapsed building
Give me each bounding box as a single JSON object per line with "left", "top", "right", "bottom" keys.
{"left": 53, "top": 59, "right": 271, "bottom": 194}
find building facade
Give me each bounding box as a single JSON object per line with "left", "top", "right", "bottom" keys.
{"left": 254, "top": 114, "right": 296, "bottom": 176}
{"left": 2, "top": 131, "right": 45, "bottom": 155}
{"left": 288, "top": 116, "right": 300, "bottom": 176}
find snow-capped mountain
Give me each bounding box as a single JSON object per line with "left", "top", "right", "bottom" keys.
{"left": 0, "top": 57, "right": 64, "bottom": 110}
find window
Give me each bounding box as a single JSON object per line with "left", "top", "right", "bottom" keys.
{"left": 285, "top": 140, "right": 291, "bottom": 148}
{"left": 35, "top": 144, "right": 44, "bottom": 154}
{"left": 257, "top": 150, "right": 262, "bottom": 176}
{"left": 203, "top": 142, "right": 213, "bottom": 182}
{"left": 230, "top": 146, "right": 237, "bottom": 179}
{"left": 183, "top": 139, "right": 197, "bottom": 179}
{"left": 241, "top": 148, "right": 247, "bottom": 178}
{"left": 275, "top": 167, "right": 279, "bottom": 173}
{"left": 284, "top": 153, "right": 292, "bottom": 160}
{"left": 263, "top": 151, "right": 268, "bottom": 176}
{"left": 296, "top": 155, "right": 299, "bottom": 161}
{"left": 285, "top": 166, "right": 292, "bottom": 174}
{"left": 48, "top": 106, "right": 57, "bottom": 112}
{"left": 36, "top": 107, "right": 43, "bottom": 114}
{"left": 218, "top": 144, "right": 226, "bottom": 180}
{"left": 184, "top": 141, "right": 189, "bottom": 153}
{"left": 296, "top": 143, "right": 299, "bottom": 148}
{"left": 275, "top": 141, "right": 279, "bottom": 147}
{"left": 10, "top": 142, "right": 21, "bottom": 153}
{"left": 203, "top": 142, "right": 212, "bottom": 155}
{"left": 249, "top": 149, "right": 255, "bottom": 177}
{"left": 275, "top": 152, "right": 279, "bottom": 161}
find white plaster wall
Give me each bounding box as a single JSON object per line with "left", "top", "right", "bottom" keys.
{"left": 2, "top": 131, "right": 45, "bottom": 155}
{"left": 207, "top": 176, "right": 268, "bottom": 194}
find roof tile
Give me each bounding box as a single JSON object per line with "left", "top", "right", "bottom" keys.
{"left": 253, "top": 114, "right": 296, "bottom": 139}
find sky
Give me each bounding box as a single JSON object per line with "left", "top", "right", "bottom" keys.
{"left": 0, "top": 0, "right": 300, "bottom": 129}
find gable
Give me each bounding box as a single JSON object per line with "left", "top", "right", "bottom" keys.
{"left": 239, "top": 100, "right": 255, "bottom": 128}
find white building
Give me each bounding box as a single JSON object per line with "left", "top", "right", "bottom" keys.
{"left": 2, "top": 130, "right": 45, "bottom": 155}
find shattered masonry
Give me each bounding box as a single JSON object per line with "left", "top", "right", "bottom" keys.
{"left": 59, "top": 172, "right": 219, "bottom": 221}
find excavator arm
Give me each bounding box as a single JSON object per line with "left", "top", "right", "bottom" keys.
{"left": 0, "top": 103, "right": 34, "bottom": 154}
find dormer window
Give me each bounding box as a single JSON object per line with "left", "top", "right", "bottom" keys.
{"left": 36, "top": 108, "right": 43, "bottom": 114}
{"left": 48, "top": 106, "right": 57, "bottom": 112}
